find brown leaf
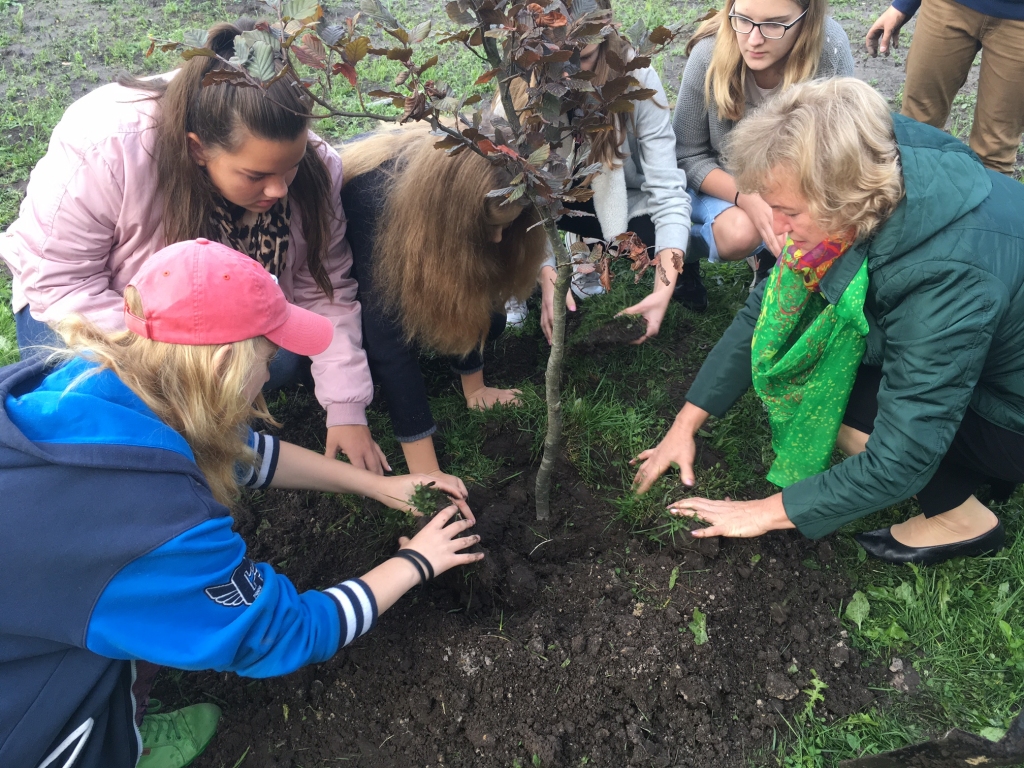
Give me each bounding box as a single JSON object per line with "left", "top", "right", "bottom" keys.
{"left": 333, "top": 62, "right": 357, "bottom": 86}
{"left": 648, "top": 25, "right": 674, "bottom": 45}
{"left": 697, "top": 7, "right": 720, "bottom": 23}
{"left": 201, "top": 69, "right": 257, "bottom": 88}
{"left": 400, "top": 91, "right": 428, "bottom": 123}
{"left": 343, "top": 36, "right": 370, "bottom": 64}
{"left": 598, "top": 258, "right": 613, "bottom": 293}
{"left": 475, "top": 68, "right": 501, "bottom": 85}
{"left": 528, "top": 3, "right": 568, "bottom": 27}
{"left": 417, "top": 54, "right": 439, "bottom": 75}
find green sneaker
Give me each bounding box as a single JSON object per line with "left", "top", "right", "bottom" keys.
{"left": 137, "top": 703, "right": 222, "bottom": 768}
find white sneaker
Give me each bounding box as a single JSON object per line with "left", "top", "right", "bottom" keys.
{"left": 505, "top": 296, "right": 529, "bottom": 327}
{"left": 570, "top": 269, "right": 605, "bottom": 300}
{"left": 564, "top": 232, "right": 606, "bottom": 300}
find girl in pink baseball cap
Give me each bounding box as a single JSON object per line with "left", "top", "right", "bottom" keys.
{"left": 0, "top": 239, "right": 481, "bottom": 768}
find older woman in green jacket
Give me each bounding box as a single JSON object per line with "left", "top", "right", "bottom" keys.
{"left": 633, "top": 78, "right": 1024, "bottom": 565}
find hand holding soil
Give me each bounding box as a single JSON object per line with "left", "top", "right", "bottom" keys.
{"left": 398, "top": 505, "right": 484, "bottom": 577}
{"left": 668, "top": 493, "right": 796, "bottom": 538}
{"left": 374, "top": 474, "right": 475, "bottom": 523}
{"left": 618, "top": 290, "right": 666, "bottom": 344}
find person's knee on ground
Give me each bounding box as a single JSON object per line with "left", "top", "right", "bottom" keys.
{"left": 710, "top": 207, "right": 763, "bottom": 261}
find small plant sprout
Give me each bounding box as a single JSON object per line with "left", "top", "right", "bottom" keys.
{"left": 406, "top": 481, "right": 452, "bottom": 517}
{"left": 688, "top": 607, "right": 708, "bottom": 646}
{"left": 800, "top": 670, "right": 828, "bottom": 722}
{"left": 668, "top": 565, "right": 679, "bottom": 591}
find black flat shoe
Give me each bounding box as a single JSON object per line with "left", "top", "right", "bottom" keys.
{"left": 855, "top": 522, "right": 1006, "bottom": 566}
{"left": 673, "top": 263, "right": 708, "bottom": 313}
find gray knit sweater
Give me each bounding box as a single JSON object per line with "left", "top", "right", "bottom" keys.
{"left": 672, "top": 17, "right": 855, "bottom": 191}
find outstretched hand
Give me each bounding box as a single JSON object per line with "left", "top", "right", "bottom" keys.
{"left": 374, "top": 473, "right": 475, "bottom": 524}
{"left": 465, "top": 385, "right": 522, "bottom": 410}
{"left": 631, "top": 421, "right": 698, "bottom": 494}
{"left": 866, "top": 5, "right": 908, "bottom": 56}
{"left": 326, "top": 424, "right": 390, "bottom": 475}
{"left": 667, "top": 493, "right": 794, "bottom": 538}
{"left": 399, "top": 505, "right": 484, "bottom": 578}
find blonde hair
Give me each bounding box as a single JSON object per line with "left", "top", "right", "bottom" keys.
{"left": 687, "top": 0, "right": 829, "bottom": 122}
{"left": 54, "top": 287, "right": 276, "bottom": 507}
{"left": 723, "top": 77, "right": 904, "bottom": 241}
{"left": 340, "top": 125, "right": 548, "bottom": 357}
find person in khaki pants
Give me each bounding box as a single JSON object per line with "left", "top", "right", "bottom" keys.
{"left": 866, "top": 0, "right": 1024, "bottom": 175}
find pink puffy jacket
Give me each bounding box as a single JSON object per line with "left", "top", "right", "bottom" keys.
{"left": 0, "top": 78, "right": 372, "bottom": 427}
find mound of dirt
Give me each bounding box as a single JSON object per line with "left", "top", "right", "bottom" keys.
{"left": 157, "top": 419, "right": 884, "bottom": 768}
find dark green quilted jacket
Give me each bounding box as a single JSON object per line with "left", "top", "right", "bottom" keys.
{"left": 685, "top": 115, "right": 1024, "bottom": 539}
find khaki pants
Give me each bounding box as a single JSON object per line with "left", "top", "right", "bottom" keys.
{"left": 903, "top": 0, "right": 1024, "bottom": 174}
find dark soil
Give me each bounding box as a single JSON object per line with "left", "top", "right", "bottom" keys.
{"left": 156, "top": 394, "right": 884, "bottom": 768}
{"left": 569, "top": 313, "right": 649, "bottom": 354}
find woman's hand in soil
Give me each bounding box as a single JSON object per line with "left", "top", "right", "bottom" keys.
{"left": 540, "top": 265, "right": 577, "bottom": 346}
{"left": 325, "top": 424, "right": 390, "bottom": 475}
{"left": 399, "top": 504, "right": 484, "bottom": 577}
{"left": 618, "top": 291, "right": 668, "bottom": 345}
{"left": 618, "top": 248, "right": 681, "bottom": 345}
{"left": 465, "top": 386, "right": 523, "bottom": 411}
{"left": 631, "top": 403, "right": 710, "bottom": 494}
{"left": 736, "top": 192, "right": 783, "bottom": 257}
{"left": 373, "top": 474, "right": 475, "bottom": 524}
{"left": 667, "top": 493, "right": 794, "bottom": 538}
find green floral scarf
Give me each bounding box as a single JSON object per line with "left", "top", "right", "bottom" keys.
{"left": 751, "top": 236, "right": 869, "bottom": 487}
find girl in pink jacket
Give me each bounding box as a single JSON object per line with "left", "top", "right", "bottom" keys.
{"left": 0, "top": 20, "right": 390, "bottom": 474}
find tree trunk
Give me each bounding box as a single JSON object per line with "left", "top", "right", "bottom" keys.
{"left": 535, "top": 220, "right": 572, "bottom": 520}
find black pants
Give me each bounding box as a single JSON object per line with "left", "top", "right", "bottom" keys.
{"left": 842, "top": 365, "right": 1024, "bottom": 515}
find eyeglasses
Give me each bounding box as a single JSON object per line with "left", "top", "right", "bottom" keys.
{"left": 729, "top": 9, "right": 808, "bottom": 39}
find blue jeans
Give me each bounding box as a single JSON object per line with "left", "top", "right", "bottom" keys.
{"left": 15, "top": 307, "right": 62, "bottom": 357}
{"left": 687, "top": 189, "right": 738, "bottom": 264}
{"left": 265, "top": 348, "right": 310, "bottom": 393}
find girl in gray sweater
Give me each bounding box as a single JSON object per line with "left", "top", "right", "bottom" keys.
{"left": 672, "top": 0, "right": 854, "bottom": 273}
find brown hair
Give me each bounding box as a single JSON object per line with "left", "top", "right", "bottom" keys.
{"left": 724, "top": 78, "right": 904, "bottom": 241}
{"left": 120, "top": 21, "right": 335, "bottom": 298}
{"left": 54, "top": 287, "right": 277, "bottom": 507}
{"left": 340, "top": 125, "right": 548, "bottom": 357}
{"left": 687, "top": 0, "right": 829, "bottom": 122}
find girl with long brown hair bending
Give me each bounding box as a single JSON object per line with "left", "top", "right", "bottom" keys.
{"left": 0, "top": 20, "right": 388, "bottom": 474}
{"left": 339, "top": 125, "right": 548, "bottom": 489}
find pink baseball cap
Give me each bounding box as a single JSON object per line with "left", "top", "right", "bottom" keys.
{"left": 124, "top": 238, "right": 333, "bottom": 356}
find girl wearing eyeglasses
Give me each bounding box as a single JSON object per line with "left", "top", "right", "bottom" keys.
{"left": 673, "top": 0, "right": 854, "bottom": 283}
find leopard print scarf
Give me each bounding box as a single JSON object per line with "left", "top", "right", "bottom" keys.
{"left": 210, "top": 197, "right": 291, "bottom": 278}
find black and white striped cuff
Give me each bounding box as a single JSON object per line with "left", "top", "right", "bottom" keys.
{"left": 240, "top": 431, "right": 280, "bottom": 489}
{"left": 324, "top": 578, "right": 378, "bottom": 648}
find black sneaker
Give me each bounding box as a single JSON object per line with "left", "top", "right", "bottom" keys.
{"left": 750, "top": 249, "right": 776, "bottom": 291}
{"left": 673, "top": 262, "right": 708, "bottom": 312}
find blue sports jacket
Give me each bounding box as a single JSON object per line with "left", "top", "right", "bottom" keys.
{"left": 892, "top": 0, "right": 1024, "bottom": 20}
{"left": 0, "top": 357, "right": 377, "bottom": 768}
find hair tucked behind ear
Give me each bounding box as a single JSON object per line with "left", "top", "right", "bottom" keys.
{"left": 53, "top": 287, "right": 277, "bottom": 507}
{"left": 340, "top": 125, "right": 549, "bottom": 357}
{"left": 119, "top": 20, "right": 335, "bottom": 298}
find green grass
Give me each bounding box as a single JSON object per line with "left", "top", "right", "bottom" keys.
{"left": 2, "top": 1, "right": 1023, "bottom": 765}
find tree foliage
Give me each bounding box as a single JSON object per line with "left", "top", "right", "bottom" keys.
{"left": 153, "top": 0, "right": 681, "bottom": 518}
